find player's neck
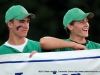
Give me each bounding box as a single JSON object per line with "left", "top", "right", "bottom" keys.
{"left": 69, "top": 35, "right": 86, "bottom": 44}
{"left": 8, "top": 34, "right": 26, "bottom": 45}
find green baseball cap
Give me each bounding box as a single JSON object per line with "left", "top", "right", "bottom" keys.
{"left": 5, "top": 5, "right": 35, "bottom": 24}
{"left": 63, "top": 8, "right": 94, "bottom": 29}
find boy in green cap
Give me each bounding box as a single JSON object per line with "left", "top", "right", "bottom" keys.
{"left": 0, "top": 5, "right": 41, "bottom": 55}
{"left": 0, "top": 5, "right": 86, "bottom": 56}
{"left": 40, "top": 7, "right": 100, "bottom": 51}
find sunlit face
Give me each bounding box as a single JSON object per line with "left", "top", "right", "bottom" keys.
{"left": 68, "top": 18, "right": 89, "bottom": 38}
{"left": 8, "top": 17, "right": 30, "bottom": 38}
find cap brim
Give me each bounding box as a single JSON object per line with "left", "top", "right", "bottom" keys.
{"left": 87, "top": 12, "right": 94, "bottom": 18}
{"left": 74, "top": 12, "right": 94, "bottom": 21}
{"left": 28, "top": 13, "right": 36, "bottom": 19}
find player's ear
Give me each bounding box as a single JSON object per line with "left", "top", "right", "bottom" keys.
{"left": 67, "top": 24, "right": 73, "bottom": 31}
{"left": 7, "top": 20, "right": 13, "bottom": 29}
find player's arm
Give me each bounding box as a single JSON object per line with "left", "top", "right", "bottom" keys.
{"left": 40, "top": 36, "right": 86, "bottom": 50}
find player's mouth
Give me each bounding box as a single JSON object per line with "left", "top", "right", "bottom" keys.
{"left": 22, "top": 30, "right": 28, "bottom": 32}
{"left": 82, "top": 28, "right": 88, "bottom": 32}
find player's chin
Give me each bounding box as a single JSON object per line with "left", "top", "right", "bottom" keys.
{"left": 21, "top": 34, "right": 28, "bottom": 37}
{"left": 83, "top": 34, "right": 88, "bottom": 38}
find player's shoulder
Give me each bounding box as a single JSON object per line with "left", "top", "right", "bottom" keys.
{"left": 88, "top": 40, "right": 100, "bottom": 45}
{"left": 0, "top": 44, "right": 8, "bottom": 49}
{"left": 27, "top": 39, "right": 40, "bottom": 45}
{"left": 0, "top": 44, "right": 9, "bottom": 54}
{"left": 26, "top": 39, "right": 41, "bottom": 51}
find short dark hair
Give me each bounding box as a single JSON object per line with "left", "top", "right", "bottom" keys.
{"left": 9, "top": 19, "right": 14, "bottom": 23}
